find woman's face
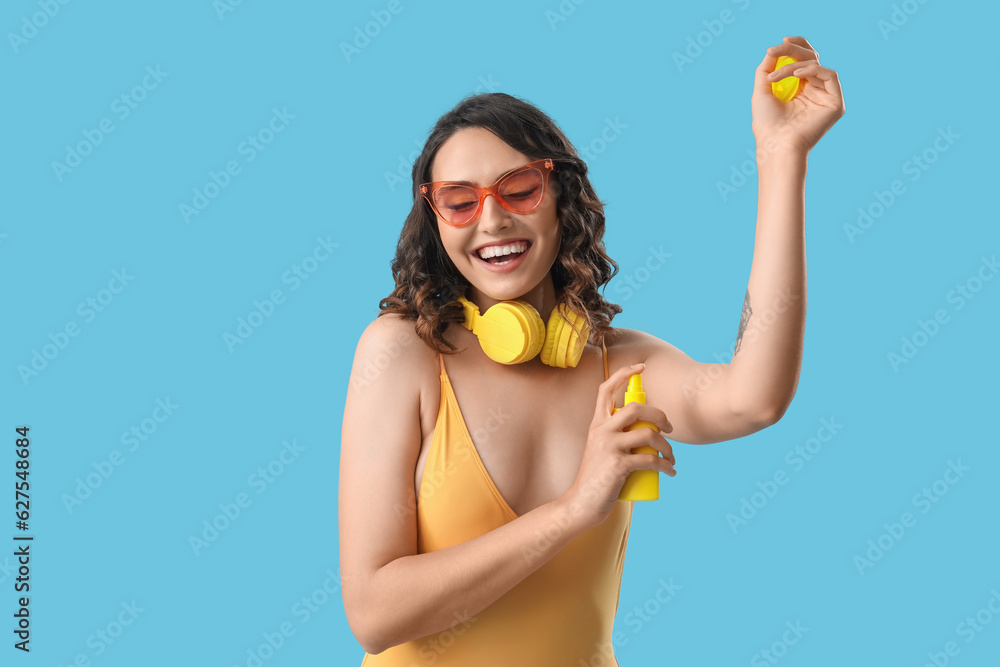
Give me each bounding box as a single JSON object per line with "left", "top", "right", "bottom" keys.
{"left": 429, "top": 127, "right": 560, "bottom": 305}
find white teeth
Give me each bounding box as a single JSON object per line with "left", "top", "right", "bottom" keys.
{"left": 477, "top": 242, "right": 527, "bottom": 260}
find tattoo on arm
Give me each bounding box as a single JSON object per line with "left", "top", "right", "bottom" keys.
{"left": 734, "top": 290, "right": 752, "bottom": 356}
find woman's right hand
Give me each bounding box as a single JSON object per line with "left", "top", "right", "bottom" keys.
{"left": 563, "top": 362, "right": 677, "bottom": 529}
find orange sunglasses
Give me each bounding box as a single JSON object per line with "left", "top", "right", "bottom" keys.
{"left": 420, "top": 158, "right": 555, "bottom": 227}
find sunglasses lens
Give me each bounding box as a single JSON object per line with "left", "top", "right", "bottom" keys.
{"left": 498, "top": 168, "right": 544, "bottom": 212}
{"left": 433, "top": 185, "right": 479, "bottom": 225}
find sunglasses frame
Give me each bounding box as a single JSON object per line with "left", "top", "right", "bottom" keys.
{"left": 420, "top": 158, "right": 555, "bottom": 227}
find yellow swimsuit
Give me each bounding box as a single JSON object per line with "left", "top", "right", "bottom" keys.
{"left": 361, "top": 341, "right": 633, "bottom": 666}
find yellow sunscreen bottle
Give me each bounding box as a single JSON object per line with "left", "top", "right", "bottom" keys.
{"left": 616, "top": 374, "right": 660, "bottom": 501}
{"left": 771, "top": 55, "right": 801, "bottom": 104}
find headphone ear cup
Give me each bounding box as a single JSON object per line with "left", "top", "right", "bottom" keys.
{"left": 540, "top": 312, "right": 563, "bottom": 368}
{"left": 476, "top": 300, "right": 545, "bottom": 365}
{"left": 541, "top": 304, "right": 591, "bottom": 368}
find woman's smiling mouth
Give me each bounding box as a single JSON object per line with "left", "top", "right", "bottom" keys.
{"left": 472, "top": 240, "right": 532, "bottom": 272}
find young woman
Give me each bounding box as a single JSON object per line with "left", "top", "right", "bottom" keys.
{"left": 340, "top": 36, "right": 844, "bottom": 665}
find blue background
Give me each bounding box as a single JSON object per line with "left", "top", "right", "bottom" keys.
{"left": 3, "top": 0, "right": 997, "bottom": 665}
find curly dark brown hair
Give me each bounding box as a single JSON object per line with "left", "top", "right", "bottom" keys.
{"left": 378, "top": 92, "right": 622, "bottom": 354}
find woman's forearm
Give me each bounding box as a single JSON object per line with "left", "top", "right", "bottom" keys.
{"left": 728, "top": 146, "right": 808, "bottom": 421}
{"left": 357, "top": 496, "right": 585, "bottom": 654}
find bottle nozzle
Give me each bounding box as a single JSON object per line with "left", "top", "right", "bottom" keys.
{"left": 624, "top": 373, "right": 646, "bottom": 405}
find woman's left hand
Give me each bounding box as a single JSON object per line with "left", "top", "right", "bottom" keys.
{"left": 752, "top": 36, "right": 845, "bottom": 155}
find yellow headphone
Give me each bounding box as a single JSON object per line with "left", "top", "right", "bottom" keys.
{"left": 457, "top": 294, "right": 591, "bottom": 368}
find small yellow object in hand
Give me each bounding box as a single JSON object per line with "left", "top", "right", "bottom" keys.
{"left": 771, "top": 55, "right": 801, "bottom": 104}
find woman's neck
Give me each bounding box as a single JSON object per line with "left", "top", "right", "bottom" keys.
{"left": 466, "top": 274, "right": 558, "bottom": 321}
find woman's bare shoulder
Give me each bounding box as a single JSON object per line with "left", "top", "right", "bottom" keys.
{"left": 355, "top": 312, "right": 426, "bottom": 352}
{"left": 600, "top": 326, "right": 645, "bottom": 362}
{"left": 350, "top": 313, "right": 439, "bottom": 393}
{"left": 604, "top": 325, "right": 678, "bottom": 352}
{"left": 601, "top": 325, "right": 693, "bottom": 372}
